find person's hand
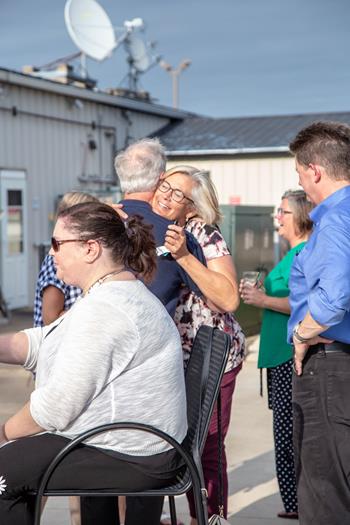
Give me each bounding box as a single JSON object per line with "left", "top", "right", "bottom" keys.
{"left": 293, "top": 336, "right": 333, "bottom": 376}
{"left": 164, "top": 224, "right": 189, "bottom": 260}
{"left": 239, "top": 279, "right": 266, "bottom": 308}
{"left": 109, "top": 203, "right": 128, "bottom": 221}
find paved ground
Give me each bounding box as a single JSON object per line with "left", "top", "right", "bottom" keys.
{"left": 0, "top": 310, "right": 298, "bottom": 524}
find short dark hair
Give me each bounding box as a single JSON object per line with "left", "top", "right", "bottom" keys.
{"left": 58, "top": 202, "right": 157, "bottom": 283}
{"left": 281, "top": 189, "right": 314, "bottom": 236}
{"left": 289, "top": 121, "right": 350, "bottom": 181}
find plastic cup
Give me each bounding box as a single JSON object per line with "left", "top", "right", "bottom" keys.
{"left": 242, "top": 271, "right": 260, "bottom": 287}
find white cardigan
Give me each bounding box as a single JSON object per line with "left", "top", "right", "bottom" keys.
{"left": 23, "top": 280, "right": 187, "bottom": 456}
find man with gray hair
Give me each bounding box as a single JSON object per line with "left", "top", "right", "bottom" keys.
{"left": 115, "top": 137, "right": 166, "bottom": 194}
{"left": 81, "top": 137, "right": 204, "bottom": 525}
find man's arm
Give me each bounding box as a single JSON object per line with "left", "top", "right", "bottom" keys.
{"left": 292, "top": 223, "right": 350, "bottom": 375}
{"left": 293, "top": 311, "right": 332, "bottom": 376}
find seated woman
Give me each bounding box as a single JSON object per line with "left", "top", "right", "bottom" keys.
{"left": 0, "top": 202, "right": 187, "bottom": 525}
{"left": 152, "top": 166, "right": 245, "bottom": 523}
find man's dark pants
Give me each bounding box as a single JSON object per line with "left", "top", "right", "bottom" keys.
{"left": 293, "top": 347, "right": 350, "bottom": 524}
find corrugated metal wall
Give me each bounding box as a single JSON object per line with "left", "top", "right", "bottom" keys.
{"left": 166, "top": 156, "right": 297, "bottom": 206}
{"left": 0, "top": 81, "right": 170, "bottom": 307}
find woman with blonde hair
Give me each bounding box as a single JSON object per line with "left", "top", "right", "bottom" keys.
{"left": 152, "top": 165, "right": 245, "bottom": 523}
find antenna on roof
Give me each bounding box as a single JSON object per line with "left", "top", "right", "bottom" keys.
{"left": 123, "top": 22, "right": 161, "bottom": 91}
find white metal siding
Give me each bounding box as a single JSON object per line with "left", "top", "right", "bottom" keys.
{"left": 166, "top": 156, "right": 298, "bottom": 206}
{"left": 0, "top": 81, "right": 171, "bottom": 307}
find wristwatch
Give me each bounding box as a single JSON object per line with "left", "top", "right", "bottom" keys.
{"left": 293, "top": 322, "right": 310, "bottom": 344}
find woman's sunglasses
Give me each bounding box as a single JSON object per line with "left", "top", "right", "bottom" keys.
{"left": 51, "top": 237, "right": 83, "bottom": 252}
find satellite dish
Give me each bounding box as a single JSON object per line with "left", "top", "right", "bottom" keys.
{"left": 64, "top": 0, "right": 116, "bottom": 61}
{"left": 125, "top": 33, "right": 151, "bottom": 73}
{"left": 63, "top": 1, "right": 159, "bottom": 91}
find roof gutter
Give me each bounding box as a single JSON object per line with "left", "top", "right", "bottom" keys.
{"left": 0, "top": 68, "right": 190, "bottom": 120}
{"left": 166, "top": 146, "right": 291, "bottom": 156}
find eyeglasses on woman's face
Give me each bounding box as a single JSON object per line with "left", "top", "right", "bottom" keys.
{"left": 51, "top": 237, "right": 84, "bottom": 252}
{"left": 157, "top": 180, "right": 194, "bottom": 204}
{"left": 276, "top": 208, "right": 293, "bottom": 217}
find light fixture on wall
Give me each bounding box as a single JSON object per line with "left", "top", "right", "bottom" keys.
{"left": 0, "top": 84, "right": 8, "bottom": 97}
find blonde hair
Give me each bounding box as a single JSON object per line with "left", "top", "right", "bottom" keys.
{"left": 164, "top": 165, "right": 223, "bottom": 225}
{"left": 56, "top": 191, "right": 99, "bottom": 217}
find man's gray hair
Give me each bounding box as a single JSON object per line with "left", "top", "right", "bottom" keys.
{"left": 114, "top": 138, "right": 166, "bottom": 193}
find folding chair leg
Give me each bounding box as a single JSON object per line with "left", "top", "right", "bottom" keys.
{"left": 33, "top": 495, "right": 42, "bottom": 525}
{"left": 168, "top": 496, "right": 177, "bottom": 525}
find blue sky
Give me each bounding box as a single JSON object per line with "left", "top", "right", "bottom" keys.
{"left": 2, "top": 0, "right": 350, "bottom": 117}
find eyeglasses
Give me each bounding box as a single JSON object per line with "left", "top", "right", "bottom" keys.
{"left": 276, "top": 208, "right": 293, "bottom": 217}
{"left": 157, "top": 180, "right": 194, "bottom": 204}
{"left": 51, "top": 237, "right": 84, "bottom": 252}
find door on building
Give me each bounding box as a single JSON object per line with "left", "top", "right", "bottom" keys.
{"left": 0, "top": 170, "right": 28, "bottom": 309}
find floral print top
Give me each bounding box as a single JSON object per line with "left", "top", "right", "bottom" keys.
{"left": 174, "top": 219, "right": 245, "bottom": 373}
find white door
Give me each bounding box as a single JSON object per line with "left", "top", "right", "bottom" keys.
{"left": 0, "top": 170, "right": 28, "bottom": 309}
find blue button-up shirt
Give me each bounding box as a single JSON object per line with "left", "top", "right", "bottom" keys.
{"left": 288, "top": 185, "right": 350, "bottom": 343}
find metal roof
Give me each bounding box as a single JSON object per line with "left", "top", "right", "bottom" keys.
{"left": 154, "top": 112, "right": 350, "bottom": 155}
{"left": 0, "top": 67, "right": 191, "bottom": 120}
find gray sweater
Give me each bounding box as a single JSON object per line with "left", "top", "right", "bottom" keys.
{"left": 23, "top": 280, "right": 187, "bottom": 456}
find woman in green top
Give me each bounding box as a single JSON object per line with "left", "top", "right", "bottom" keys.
{"left": 240, "top": 189, "right": 313, "bottom": 520}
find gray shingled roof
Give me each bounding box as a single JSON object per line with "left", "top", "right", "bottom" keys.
{"left": 153, "top": 112, "right": 350, "bottom": 155}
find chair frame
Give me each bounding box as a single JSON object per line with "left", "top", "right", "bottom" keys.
{"left": 32, "top": 326, "right": 231, "bottom": 525}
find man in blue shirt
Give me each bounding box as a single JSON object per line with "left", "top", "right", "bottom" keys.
{"left": 81, "top": 137, "right": 205, "bottom": 525}
{"left": 288, "top": 121, "right": 350, "bottom": 525}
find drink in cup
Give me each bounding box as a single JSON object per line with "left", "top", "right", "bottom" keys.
{"left": 242, "top": 271, "right": 260, "bottom": 287}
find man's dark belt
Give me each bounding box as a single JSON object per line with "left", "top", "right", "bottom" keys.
{"left": 309, "top": 341, "right": 350, "bottom": 354}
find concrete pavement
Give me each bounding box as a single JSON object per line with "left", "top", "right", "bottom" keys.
{"left": 0, "top": 310, "right": 298, "bottom": 524}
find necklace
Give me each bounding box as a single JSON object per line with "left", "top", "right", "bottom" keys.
{"left": 84, "top": 267, "right": 126, "bottom": 296}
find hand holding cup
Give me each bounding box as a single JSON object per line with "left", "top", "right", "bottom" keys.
{"left": 239, "top": 271, "right": 266, "bottom": 307}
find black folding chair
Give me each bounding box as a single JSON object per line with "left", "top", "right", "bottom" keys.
{"left": 32, "top": 326, "right": 231, "bottom": 525}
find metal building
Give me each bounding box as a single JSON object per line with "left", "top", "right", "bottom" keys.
{"left": 156, "top": 113, "right": 350, "bottom": 206}
{"left": 0, "top": 67, "right": 188, "bottom": 309}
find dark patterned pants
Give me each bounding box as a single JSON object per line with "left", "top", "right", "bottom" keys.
{"left": 267, "top": 359, "right": 298, "bottom": 513}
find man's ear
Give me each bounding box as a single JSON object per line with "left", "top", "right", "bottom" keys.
{"left": 309, "top": 163, "right": 322, "bottom": 182}
{"left": 84, "top": 239, "right": 101, "bottom": 263}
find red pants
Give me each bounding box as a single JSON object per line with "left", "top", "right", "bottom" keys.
{"left": 187, "top": 364, "right": 242, "bottom": 518}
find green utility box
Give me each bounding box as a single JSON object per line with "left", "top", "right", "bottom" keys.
{"left": 220, "top": 205, "right": 276, "bottom": 336}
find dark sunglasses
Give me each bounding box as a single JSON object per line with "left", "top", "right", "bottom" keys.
{"left": 51, "top": 237, "right": 84, "bottom": 252}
